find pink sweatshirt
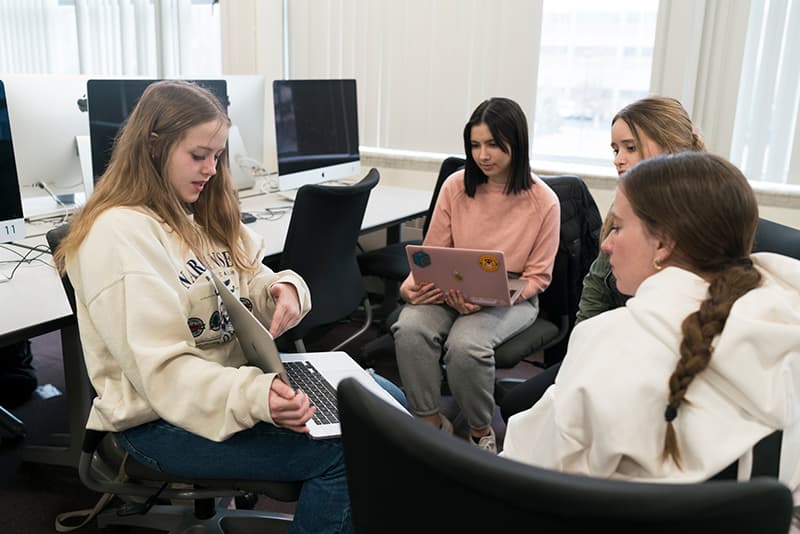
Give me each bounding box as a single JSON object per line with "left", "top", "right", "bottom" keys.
{"left": 423, "top": 170, "right": 560, "bottom": 300}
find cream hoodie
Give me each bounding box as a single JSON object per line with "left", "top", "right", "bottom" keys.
{"left": 66, "top": 207, "right": 311, "bottom": 442}
{"left": 502, "top": 253, "right": 800, "bottom": 501}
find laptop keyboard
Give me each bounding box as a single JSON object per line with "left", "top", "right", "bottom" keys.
{"left": 283, "top": 361, "right": 339, "bottom": 425}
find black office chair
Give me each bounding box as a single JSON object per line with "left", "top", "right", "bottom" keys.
{"left": 357, "top": 156, "right": 465, "bottom": 284}
{"left": 356, "top": 156, "right": 465, "bottom": 321}
{"left": 495, "top": 174, "right": 602, "bottom": 371}
{"left": 753, "top": 217, "right": 800, "bottom": 258}
{"left": 338, "top": 377, "right": 794, "bottom": 534}
{"left": 46, "top": 224, "right": 302, "bottom": 534}
{"left": 277, "top": 168, "right": 380, "bottom": 354}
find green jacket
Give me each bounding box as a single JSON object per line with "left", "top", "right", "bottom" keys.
{"left": 575, "top": 251, "right": 630, "bottom": 324}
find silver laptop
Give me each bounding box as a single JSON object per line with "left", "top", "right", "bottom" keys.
{"left": 208, "top": 269, "right": 406, "bottom": 438}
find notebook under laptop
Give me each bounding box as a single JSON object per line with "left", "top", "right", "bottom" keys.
{"left": 208, "top": 269, "right": 406, "bottom": 438}
{"left": 405, "top": 245, "right": 526, "bottom": 307}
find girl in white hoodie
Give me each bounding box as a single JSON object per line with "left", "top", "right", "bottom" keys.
{"left": 502, "top": 153, "right": 800, "bottom": 506}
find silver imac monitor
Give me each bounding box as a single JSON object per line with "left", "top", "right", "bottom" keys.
{"left": 223, "top": 75, "right": 268, "bottom": 191}
{"left": 4, "top": 75, "right": 92, "bottom": 220}
{"left": 0, "top": 80, "right": 26, "bottom": 244}
{"left": 272, "top": 79, "right": 360, "bottom": 192}
{"left": 225, "top": 75, "right": 266, "bottom": 168}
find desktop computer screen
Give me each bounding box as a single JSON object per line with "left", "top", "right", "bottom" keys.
{"left": 86, "top": 79, "right": 229, "bottom": 182}
{"left": 0, "top": 80, "right": 26, "bottom": 244}
{"left": 3, "top": 75, "right": 92, "bottom": 220}
{"left": 272, "top": 79, "right": 360, "bottom": 191}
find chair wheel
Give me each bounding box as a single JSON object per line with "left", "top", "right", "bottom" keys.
{"left": 234, "top": 492, "right": 259, "bottom": 510}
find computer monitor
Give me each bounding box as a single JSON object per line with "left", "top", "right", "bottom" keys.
{"left": 86, "top": 78, "right": 229, "bottom": 183}
{"left": 0, "top": 80, "right": 26, "bottom": 244}
{"left": 3, "top": 75, "right": 92, "bottom": 220}
{"left": 225, "top": 75, "right": 267, "bottom": 168}
{"left": 223, "top": 75, "right": 269, "bottom": 191}
{"left": 272, "top": 79, "right": 360, "bottom": 191}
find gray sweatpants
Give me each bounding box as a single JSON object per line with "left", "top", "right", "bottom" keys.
{"left": 392, "top": 297, "right": 539, "bottom": 430}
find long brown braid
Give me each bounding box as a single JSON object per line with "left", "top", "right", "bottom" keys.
{"left": 664, "top": 261, "right": 762, "bottom": 466}
{"left": 618, "top": 152, "right": 760, "bottom": 468}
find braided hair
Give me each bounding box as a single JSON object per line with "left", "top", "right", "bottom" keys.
{"left": 618, "top": 152, "right": 761, "bottom": 467}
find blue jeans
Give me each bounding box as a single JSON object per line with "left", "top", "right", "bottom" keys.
{"left": 367, "top": 369, "right": 407, "bottom": 408}
{"left": 115, "top": 373, "right": 405, "bottom": 534}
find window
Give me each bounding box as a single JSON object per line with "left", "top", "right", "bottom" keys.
{"left": 282, "top": 0, "right": 659, "bottom": 175}
{"left": 0, "top": 0, "right": 221, "bottom": 77}
{"left": 730, "top": 0, "right": 800, "bottom": 186}
{"left": 532, "top": 0, "right": 659, "bottom": 168}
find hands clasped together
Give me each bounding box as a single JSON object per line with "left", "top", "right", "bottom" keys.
{"left": 399, "top": 277, "right": 482, "bottom": 315}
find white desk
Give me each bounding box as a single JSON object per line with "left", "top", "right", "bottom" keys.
{"left": 240, "top": 184, "right": 431, "bottom": 257}
{"left": 0, "top": 182, "right": 431, "bottom": 467}
{"left": 0, "top": 234, "right": 88, "bottom": 468}
{"left": 0, "top": 235, "right": 73, "bottom": 343}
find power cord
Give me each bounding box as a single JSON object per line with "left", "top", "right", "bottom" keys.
{"left": 234, "top": 154, "right": 280, "bottom": 193}
{"left": 0, "top": 242, "right": 54, "bottom": 283}
{"left": 21, "top": 181, "right": 73, "bottom": 224}
{"left": 35, "top": 181, "right": 68, "bottom": 208}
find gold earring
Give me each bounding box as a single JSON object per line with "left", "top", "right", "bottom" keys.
{"left": 652, "top": 259, "right": 662, "bottom": 271}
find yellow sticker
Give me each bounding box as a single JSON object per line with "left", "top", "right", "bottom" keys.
{"left": 478, "top": 254, "right": 500, "bottom": 272}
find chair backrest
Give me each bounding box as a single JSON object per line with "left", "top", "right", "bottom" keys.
{"left": 538, "top": 175, "right": 602, "bottom": 364}
{"left": 422, "top": 156, "right": 465, "bottom": 238}
{"left": 279, "top": 168, "right": 380, "bottom": 342}
{"left": 338, "top": 377, "right": 794, "bottom": 534}
{"left": 46, "top": 223, "right": 77, "bottom": 314}
{"left": 753, "top": 217, "right": 800, "bottom": 259}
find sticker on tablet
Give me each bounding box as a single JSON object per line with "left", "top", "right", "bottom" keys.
{"left": 478, "top": 254, "right": 500, "bottom": 272}
{"left": 412, "top": 250, "right": 432, "bottom": 268}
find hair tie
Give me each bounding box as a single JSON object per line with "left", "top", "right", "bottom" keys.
{"left": 732, "top": 257, "right": 753, "bottom": 269}
{"left": 664, "top": 404, "right": 678, "bottom": 423}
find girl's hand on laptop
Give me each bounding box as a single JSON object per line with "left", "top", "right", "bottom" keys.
{"left": 444, "top": 289, "right": 481, "bottom": 315}
{"left": 269, "top": 378, "right": 315, "bottom": 433}
{"left": 268, "top": 282, "right": 302, "bottom": 337}
{"left": 400, "top": 276, "right": 443, "bottom": 305}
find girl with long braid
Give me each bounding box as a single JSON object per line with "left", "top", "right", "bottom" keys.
{"left": 501, "top": 152, "right": 800, "bottom": 501}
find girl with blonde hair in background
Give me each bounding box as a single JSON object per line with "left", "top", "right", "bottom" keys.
{"left": 501, "top": 96, "right": 706, "bottom": 422}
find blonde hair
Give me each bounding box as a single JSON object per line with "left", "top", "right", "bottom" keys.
{"left": 601, "top": 96, "right": 706, "bottom": 238}
{"left": 54, "top": 80, "right": 254, "bottom": 273}
{"left": 619, "top": 152, "right": 760, "bottom": 468}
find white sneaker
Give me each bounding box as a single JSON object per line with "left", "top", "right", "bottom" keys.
{"left": 470, "top": 427, "right": 497, "bottom": 454}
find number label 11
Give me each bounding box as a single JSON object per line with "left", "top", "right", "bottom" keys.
{"left": 1, "top": 218, "right": 25, "bottom": 242}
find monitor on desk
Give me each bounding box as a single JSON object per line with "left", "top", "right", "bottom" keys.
{"left": 272, "top": 79, "right": 360, "bottom": 192}
{"left": 86, "top": 78, "right": 229, "bottom": 183}
{"left": 225, "top": 74, "right": 267, "bottom": 190}
{"left": 0, "top": 80, "right": 26, "bottom": 245}
{"left": 3, "top": 75, "right": 92, "bottom": 220}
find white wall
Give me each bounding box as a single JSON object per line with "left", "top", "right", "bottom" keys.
{"left": 220, "top": 0, "right": 800, "bottom": 230}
